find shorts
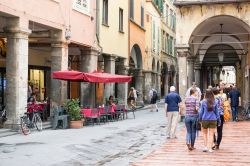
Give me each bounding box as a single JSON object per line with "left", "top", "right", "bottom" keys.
{"left": 201, "top": 120, "right": 217, "bottom": 129}
{"left": 150, "top": 98, "right": 157, "bottom": 104}
{"left": 128, "top": 97, "right": 135, "bottom": 101}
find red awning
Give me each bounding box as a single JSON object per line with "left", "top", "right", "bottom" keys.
{"left": 52, "top": 70, "right": 84, "bottom": 81}
{"left": 52, "top": 70, "right": 132, "bottom": 83}
{"left": 83, "top": 71, "right": 132, "bottom": 83}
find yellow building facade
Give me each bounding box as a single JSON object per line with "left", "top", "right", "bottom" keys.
{"left": 97, "top": 0, "right": 129, "bottom": 104}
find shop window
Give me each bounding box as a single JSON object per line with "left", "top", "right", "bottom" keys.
{"left": 29, "top": 69, "right": 46, "bottom": 101}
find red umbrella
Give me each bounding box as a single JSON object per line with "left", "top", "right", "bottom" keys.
{"left": 52, "top": 70, "right": 84, "bottom": 81}
{"left": 83, "top": 71, "right": 132, "bottom": 83}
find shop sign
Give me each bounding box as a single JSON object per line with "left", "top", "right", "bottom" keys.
{"left": 72, "top": 0, "right": 90, "bottom": 16}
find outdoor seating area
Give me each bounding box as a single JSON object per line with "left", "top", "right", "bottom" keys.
{"left": 81, "top": 104, "right": 130, "bottom": 126}
{"left": 50, "top": 103, "right": 134, "bottom": 129}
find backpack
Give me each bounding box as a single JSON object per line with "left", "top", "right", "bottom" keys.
{"left": 153, "top": 90, "right": 157, "bottom": 99}
{"left": 216, "top": 96, "right": 224, "bottom": 114}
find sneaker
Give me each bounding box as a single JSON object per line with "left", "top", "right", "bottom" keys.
{"left": 208, "top": 149, "right": 213, "bottom": 153}
{"left": 156, "top": 109, "right": 158, "bottom": 112}
{"left": 166, "top": 136, "right": 170, "bottom": 139}
{"left": 203, "top": 147, "right": 208, "bottom": 152}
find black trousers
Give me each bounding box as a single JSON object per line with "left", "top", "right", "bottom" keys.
{"left": 214, "top": 115, "right": 224, "bottom": 146}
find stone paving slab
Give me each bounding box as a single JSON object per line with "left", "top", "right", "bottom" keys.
{"left": 133, "top": 121, "right": 250, "bottom": 166}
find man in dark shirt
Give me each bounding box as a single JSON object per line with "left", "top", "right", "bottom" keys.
{"left": 165, "top": 86, "right": 182, "bottom": 139}
{"left": 229, "top": 86, "right": 241, "bottom": 121}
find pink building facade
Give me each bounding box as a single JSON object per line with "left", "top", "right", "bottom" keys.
{"left": 0, "top": 0, "right": 98, "bottom": 124}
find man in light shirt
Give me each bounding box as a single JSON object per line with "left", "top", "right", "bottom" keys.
{"left": 185, "top": 82, "right": 201, "bottom": 101}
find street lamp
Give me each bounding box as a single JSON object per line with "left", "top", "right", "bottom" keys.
{"left": 218, "top": 52, "right": 224, "bottom": 62}
{"left": 218, "top": 24, "right": 224, "bottom": 63}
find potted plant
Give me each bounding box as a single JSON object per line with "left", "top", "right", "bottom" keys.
{"left": 64, "top": 98, "right": 84, "bottom": 128}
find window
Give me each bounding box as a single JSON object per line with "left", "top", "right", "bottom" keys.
{"left": 130, "top": 0, "right": 134, "bottom": 19}
{"left": 162, "top": 31, "right": 165, "bottom": 51}
{"left": 157, "top": 28, "right": 160, "bottom": 54}
{"left": 102, "top": 0, "right": 108, "bottom": 25}
{"left": 169, "top": 37, "right": 173, "bottom": 55}
{"left": 165, "top": 5, "right": 169, "bottom": 26}
{"left": 170, "top": 9, "right": 173, "bottom": 29}
{"left": 165, "top": 34, "right": 168, "bottom": 53}
{"left": 173, "top": 13, "right": 176, "bottom": 31}
{"left": 141, "top": 6, "right": 144, "bottom": 27}
{"left": 119, "top": 8, "right": 123, "bottom": 32}
{"left": 153, "top": 21, "right": 155, "bottom": 51}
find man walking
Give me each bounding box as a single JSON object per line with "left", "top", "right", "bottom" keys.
{"left": 229, "top": 85, "right": 241, "bottom": 122}
{"left": 165, "top": 86, "right": 182, "bottom": 139}
{"left": 149, "top": 88, "right": 158, "bottom": 112}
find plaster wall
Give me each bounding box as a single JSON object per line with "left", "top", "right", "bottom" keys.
{"left": 176, "top": 3, "right": 250, "bottom": 46}
{"left": 145, "top": 2, "right": 161, "bottom": 71}
{"left": 0, "top": 0, "right": 96, "bottom": 47}
{"left": 99, "top": 0, "right": 128, "bottom": 59}
{"left": 129, "top": 0, "right": 146, "bottom": 68}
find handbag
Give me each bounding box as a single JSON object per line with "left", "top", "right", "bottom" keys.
{"left": 196, "top": 118, "right": 201, "bottom": 131}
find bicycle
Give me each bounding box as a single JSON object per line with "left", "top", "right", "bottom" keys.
{"left": 242, "top": 102, "right": 250, "bottom": 120}
{"left": 20, "top": 110, "right": 43, "bottom": 135}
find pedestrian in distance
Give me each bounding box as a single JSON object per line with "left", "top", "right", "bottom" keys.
{"left": 149, "top": 88, "right": 158, "bottom": 112}
{"left": 186, "top": 82, "right": 202, "bottom": 101}
{"left": 199, "top": 89, "right": 221, "bottom": 153}
{"left": 184, "top": 88, "right": 200, "bottom": 151}
{"left": 229, "top": 85, "right": 241, "bottom": 122}
{"left": 165, "top": 86, "right": 182, "bottom": 139}
{"left": 128, "top": 87, "right": 136, "bottom": 110}
{"left": 212, "top": 87, "right": 224, "bottom": 150}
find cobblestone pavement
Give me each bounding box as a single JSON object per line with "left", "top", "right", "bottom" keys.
{"left": 133, "top": 121, "right": 250, "bottom": 166}
{"left": 0, "top": 106, "right": 183, "bottom": 166}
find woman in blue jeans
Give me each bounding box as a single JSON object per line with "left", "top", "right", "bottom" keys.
{"left": 185, "top": 88, "right": 199, "bottom": 150}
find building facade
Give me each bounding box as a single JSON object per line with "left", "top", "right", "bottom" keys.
{"left": 144, "top": 0, "right": 177, "bottom": 103}
{"left": 160, "top": 0, "right": 177, "bottom": 97}
{"left": 0, "top": 0, "right": 98, "bottom": 124}
{"left": 144, "top": 0, "right": 162, "bottom": 102}
{"left": 129, "top": 0, "right": 146, "bottom": 103}
{"left": 96, "top": 0, "right": 129, "bottom": 105}
{"left": 174, "top": 0, "right": 250, "bottom": 105}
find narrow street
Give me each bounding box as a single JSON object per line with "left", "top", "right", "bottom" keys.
{"left": 0, "top": 106, "right": 182, "bottom": 166}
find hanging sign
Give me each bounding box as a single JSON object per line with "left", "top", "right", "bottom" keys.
{"left": 72, "top": 0, "right": 90, "bottom": 15}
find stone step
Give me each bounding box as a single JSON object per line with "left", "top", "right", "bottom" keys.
{"left": 43, "top": 121, "right": 52, "bottom": 129}
{"left": 0, "top": 129, "right": 18, "bottom": 138}
{"left": 0, "top": 120, "right": 52, "bottom": 138}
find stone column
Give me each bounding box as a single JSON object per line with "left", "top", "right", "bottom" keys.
{"left": 135, "top": 69, "right": 144, "bottom": 104}
{"left": 194, "top": 63, "right": 201, "bottom": 87}
{"left": 187, "top": 58, "right": 194, "bottom": 88}
{"left": 4, "top": 18, "right": 31, "bottom": 125}
{"left": 143, "top": 71, "right": 152, "bottom": 103}
{"left": 103, "top": 55, "right": 116, "bottom": 100}
{"left": 164, "top": 71, "right": 169, "bottom": 95}
{"left": 80, "top": 49, "right": 98, "bottom": 107}
{"left": 177, "top": 48, "right": 189, "bottom": 99}
{"left": 50, "top": 30, "right": 68, "bottom": 109}
{"left": 117, "top": 62, "right": 128, "bottom": 105}
{"left": 157, "top": 73, "right": 161, "bottom": 97}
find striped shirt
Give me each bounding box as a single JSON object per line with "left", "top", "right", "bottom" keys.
{"left": 185, "top": 96, "right": 199, "bottom": 116}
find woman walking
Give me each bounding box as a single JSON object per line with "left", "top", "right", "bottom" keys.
{"left": 184, "top": 88, "right": 200, "bottom": 150}
{"left": 199, "top": 89, "right": 221, "bottom": 153}
{"left": 212, "top": 88, "right": 224, "bottom": 150}
{"left": 128, "top": 87, "right": 136, "bottom": 109}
